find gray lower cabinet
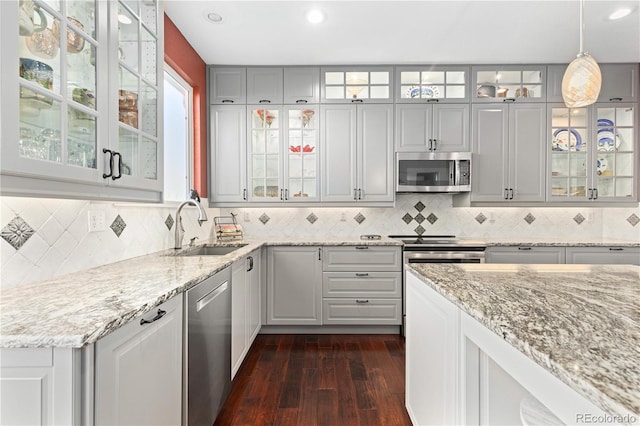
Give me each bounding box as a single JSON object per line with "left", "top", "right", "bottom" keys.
{"left": 266, "top": 246, "right": 323, "bottom": 325}
{"left": 485, "top": 246, "right": 566, "bottom": 264}
{"left": 322, "top": 246, "right": 402, "bottom": 325}
{"left": 94, "top": 295, "right": 183, "bottom": 426}
{"left": 566, "top": 247, "right": 640, "bottom": 265}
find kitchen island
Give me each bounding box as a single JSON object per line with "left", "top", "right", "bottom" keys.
{"left": 406, "top": 263, "right": 639, "bottom": 425}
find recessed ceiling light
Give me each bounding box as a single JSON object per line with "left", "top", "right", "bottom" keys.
{"left": 608, "top": 8, "right": 631, "bottom": 20}
{"left": 306, "top": 9, "right": 325, "bottom": 24}
{"left": 118, "top": 14, "right": 132, "bottom": 25}
{"left": 207, "top": 12, "right": 223, "bottom": 23}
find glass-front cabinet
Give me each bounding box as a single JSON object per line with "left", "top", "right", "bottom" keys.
{"left": 247, "top": 106, "right": 319, "bottom": 202}
{"left": 549, "top": 104, "right": 636, "bottom": 202}
{"left": 395, "top": 66, "right": 469, "bottom": 103}
{"left": 472, "top": 66, "right": 546, "bottom": 102}
{"left": 321, "top": 67, "right": 393, "bottom": 103}
{"left": 0, "top": 0, "right": 162, "bottom": 201}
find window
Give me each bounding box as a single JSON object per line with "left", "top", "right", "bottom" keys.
{"left": 163, "top": 65, "right": 193, "bottom": 202}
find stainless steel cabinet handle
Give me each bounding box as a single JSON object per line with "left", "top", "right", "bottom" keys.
{"left": 102, "top": 148, "right": 114, "bottom": 179}
{"left": 355, "top": 273, "right": 369, "bottom": 277}
{"left": 355, "top": 299, "right": 369, "bottom": 304}
{"left": 140, "top": 309, "right": 166, "bottom": 325}
{"left": 295, "top": 99, "right": 308, "bottom": 104}
{"left": 196, "top": 282, "right": 228, "bottom": 312}
{"left": 258, "top": 99, "right": 271, "bottom": 104}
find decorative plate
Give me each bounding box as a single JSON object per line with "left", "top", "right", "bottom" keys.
{"left": 597, "top": 118, "right": 614, "bottom": 127}
{"left": 597, "top": 128, "right": 622, "bottom": 151}
{"left": 552, "top": 128, "right": 582, "bottom": 151}
{"left": 407, "top": 85, "right": 440, "bottom": 99}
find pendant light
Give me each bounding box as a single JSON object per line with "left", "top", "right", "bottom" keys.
{"left": 562, "top": 0, "right": 602, "bottom": 108}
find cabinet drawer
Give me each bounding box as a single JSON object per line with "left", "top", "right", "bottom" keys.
{"left": 322, "top": 246, "right": 402, "bottom": 271}
{"left": 322, "top": 299, "right": 401, "bottom": 325}
{"left": 322, "top": 272, "right": 401, "bottom": 298}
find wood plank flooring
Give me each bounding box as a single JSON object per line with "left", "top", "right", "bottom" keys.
{"left": 214, "top": 334, "right": 413, "bottom": 426}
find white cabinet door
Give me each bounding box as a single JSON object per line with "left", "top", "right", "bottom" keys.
{"left": 432, "top": 104, "right": 470, "bottom": 152}
{"left": 284, "top": 67, "right": 320, "bottom": 104}
{"left": 471, "top": 104, "right": 509, "bottom": 202}
{"left": 597, "top": 63, "right": 638, "bottom": 102}
{"left": 566, "top": 247, "right": 640, "bottom": 265}
{"left": 320, "top": 105, "right": 358, "bottom": 202}
{"left": 231, "top": 259, "right": 248, "bottom": 378}
{"left": 266, "top": 246, "right": 322, "bottom": 325}
{"left": 247, "top": 68, "right": 283, "bottom": 104}
{"left": 405, "top": 270, "right": 459, "bottom": 425}
{"left": 210, "top": 67, "right": 247, "bottom": 104}
{"left": 95, "top": 295, "right": 183, "bottom": 426}
{"left": 485, "top": 246, "right": 566, "bottom": 264}
{"left": 210, "top": 105, "right": 247, "bottom": 203}
{"left": 248, "top": 249, "right": 262, "bottom": 343}
{"left": 358, "top": 104, "right": 394, "bottom": 202}
{"left": 395, "top": 104, "right": 431, "bottom": 152}
{"left": 509, "top": 104, "right": 546, "bottom": 202}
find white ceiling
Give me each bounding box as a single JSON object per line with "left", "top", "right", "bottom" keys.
{"left": 163, "top": 0, "right": 640, "bottom": 66}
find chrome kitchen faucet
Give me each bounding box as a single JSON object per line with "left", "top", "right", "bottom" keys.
{"left": 174, "top": 199, "right": 208, "bottom": 249}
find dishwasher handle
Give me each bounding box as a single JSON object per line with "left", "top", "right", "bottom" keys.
{"left": 196, "top": 281, "right": 229, "bottom": 312}
{"left": 140, "top": 309, "right": 166, "bottom": 326}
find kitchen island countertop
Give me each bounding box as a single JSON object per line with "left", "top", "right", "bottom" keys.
{"left": 0, "top": 238, "right": 400, "bottom": 348}
{"left": 407, "top": 262, "right": 640, "bottom": 420}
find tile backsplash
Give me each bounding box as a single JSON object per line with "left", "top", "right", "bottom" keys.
{"left": 1, "top": 194, "right": 638, "bottom": 290}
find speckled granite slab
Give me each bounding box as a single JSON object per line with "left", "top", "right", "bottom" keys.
{"left": 407, "top": 263, "right": 640, "bottom": 419}
{"left": 485, "top": 238, "right": 640, "bottom": 247}
{"left": 0, "top": 238, "right": 401, "bottom": 348}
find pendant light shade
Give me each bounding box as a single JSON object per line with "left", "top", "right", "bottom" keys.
{"left": 561, "top": 0, "right": 601, "bottom": 108}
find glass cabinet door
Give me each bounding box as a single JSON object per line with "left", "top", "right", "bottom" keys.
{"left": 549, "top": 106, "right": 589, "bottom": 200}
{"left": 593, "top": 106, "right": 635, "bottom": 199}
{"left": 473, "top": 67, "right": 545, "bottom": 102}
{"left": 285, "top": 107, "right": 319, "bottom": 201}
{"left": 111, "top": 0, "right": 160, "bottom": 188}
{"left": 397, "top": 67, "right": 468, "bottom": 102}
{"left": 249, "top": 107, "right": 282, "bottom": 201}
{"left": 16, "top": 1, "right": 99, "bottom": 173}
{"left": 322, "top": 67, "right": 393, "bottom": 103}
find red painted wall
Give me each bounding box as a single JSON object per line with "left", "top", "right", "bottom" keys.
{"left": 164, "top": 14, "right": 208, "bottom": 197}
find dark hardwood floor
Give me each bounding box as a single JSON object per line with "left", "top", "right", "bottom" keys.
{"left": 214, "top": 334, "right": 413, "bottom": 426}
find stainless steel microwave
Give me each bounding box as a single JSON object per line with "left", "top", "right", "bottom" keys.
{"left": 396, "top": 152, "right": 471, "bottom": 193}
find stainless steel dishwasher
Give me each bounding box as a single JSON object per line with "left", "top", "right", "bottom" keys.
{"left": 184, "top": 267, "right": 232, "bottom": 425}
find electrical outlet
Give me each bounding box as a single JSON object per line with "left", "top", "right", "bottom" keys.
{"left": 340, "top": 212, "right": 346, "bottom": 222}
{"left": 244, "top": 212, "right": 250, "bottom": 222}
{"left": 88, "top": 210, "right": 106, "bottom": 232}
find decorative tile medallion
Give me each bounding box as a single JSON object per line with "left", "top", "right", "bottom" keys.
{"left": 627, "top": 213, "right": 640, "bottom": 227}
{"left": 426, "top": 213, "right": 438, "bottom": 225}
{"left": 306, "top": 213, "right": 318, "bottom": 224}
{"left": 354, "top": 213, "right": 366, "bottom": 224}
{"left": 110, "top": 215, "right": 127, "bottom": 237}
{"left": 258, "top": 213, "right": 270, "bottom": 225}
{"left": 402, "top": 213, "right": 413, "bottom": 224}
{"left": 573, "top": 213, "right": 585, "bottom": 225}
{"left": 414, "top": 225, "right": 425, "bottom": 235}
{"left": 524, "top": 213, "right": 536, "bottom": 225}
{"left": 165, "top": 214, "right": 174, "bottom": 230}
{"left": 1, "top": 216, "right": 35, "bottom": 250}
{"left": 414, "top": 213, "right": 425, "bottom": 224}
{"left": 414, "top": 201, "right": 425, "bottom": 212}
{"left": 475, "top": 213, "right": 487, "bottom": 224}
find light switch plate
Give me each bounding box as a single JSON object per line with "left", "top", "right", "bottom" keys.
{"left": 88, "top": 210, "right": 106, "bottom": 232}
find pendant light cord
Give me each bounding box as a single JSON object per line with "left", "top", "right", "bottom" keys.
{"left": 579, "top": 0, "right": 584, "bottom": 54}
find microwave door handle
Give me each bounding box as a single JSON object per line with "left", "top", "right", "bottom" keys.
{"left": 454, "top": 160, "right": 460, "bottom": 186}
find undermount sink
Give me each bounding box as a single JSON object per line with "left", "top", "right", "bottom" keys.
{"left": 180, "top": 244, "right": 248, "bottom": 256}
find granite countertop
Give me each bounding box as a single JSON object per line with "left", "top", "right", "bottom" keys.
{"left": 407, "top": 262, "right": 640, "bottom": 419}
{"left": 484, "top": 238, "right": 640, "bottom": 247}
{"left": 0, "top": 237, "right": 401, "bottom": 348}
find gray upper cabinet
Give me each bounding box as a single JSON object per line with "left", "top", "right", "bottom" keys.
{"left": 209, "top": 67, "right": 247, "bottom": 104}
{"left": 597, "top": 63, "right": 638, "bottom": 103}
{"left": 472, "top": 66, "right": 546, "bottom": 103}
{"left": 546, "top": 64, "right": 566, "bottom": 103}
{"left": 396, "top": 104, "right": 469, "bottom": 152}
{"left": 209, "top": 105, "right": 247, "bottom": 203}
{"left": 321, "top": 67, "right": 393, "bottom": 103}
{"left": 246, "top": 68, "right": 283, "bottom": 104}
{"left": 283, "top": 67, "right": 320, "bottom": 104}
{"left": 395, "top": 66, "right": 469, "bottom": 103}
{"left": 471, "top": 103, "right": 546, "bottom": 203}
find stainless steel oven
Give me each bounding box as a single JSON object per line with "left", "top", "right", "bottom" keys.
{"left": 389, "top": 235, "right": 487, "bottom": 335}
